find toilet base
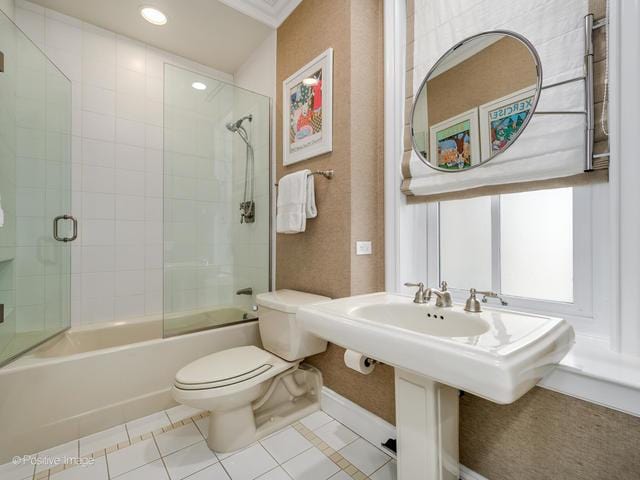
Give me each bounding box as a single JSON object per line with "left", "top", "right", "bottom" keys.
{"left": 208, "top": 404, "right": 257, "bottom": 452}
{"left": 207, "top": 364, "right": 323, "bottom": 453}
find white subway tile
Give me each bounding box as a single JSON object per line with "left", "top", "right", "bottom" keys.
{"left": 82, "top": 165, "right": 115, "bottom": 194}
{"left": 82, "top": 111, "right": 115, "bottom": 142}
{"left": 116, "top": 195, "right": 145, "bottom": 221}
{"left": 115, "top": 245, "right": 145, "bottom": 271}
{"left": 116, "top": 144, "right": 146, "bottom": 171}
{"left": 115, "top": 169, "right": 145, "bottom": 195}
{"left": 116, "top": 36, "right": 146, "bottom": 74}
{"left": 115, "top": 269, "right": 145, "bottom": 296}
{"left": 116, "top": 118, "right": 145, "bottom": 147}
{"left": 82, "top": 138, "right": 115, "bottom": 168}
{"left": 82, "top": 85, "right": 116, "bottom": 116}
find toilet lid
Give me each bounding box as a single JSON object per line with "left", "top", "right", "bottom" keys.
{"left": 175, "top": 346, "right": 275, "bottom": 389}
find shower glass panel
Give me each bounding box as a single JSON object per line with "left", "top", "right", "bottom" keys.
{"left": 0, "top": 10, "right": 72, "bottom": 366}
{"left": 163, "top": 64, "right": 270, "bottom": 337}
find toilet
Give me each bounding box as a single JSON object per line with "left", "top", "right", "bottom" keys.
{"left": 172, "top": 289, "right": 330, "bottom": 453}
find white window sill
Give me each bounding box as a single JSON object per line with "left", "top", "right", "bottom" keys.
{"left": 539, "top": 334, "right": 640, "bottom": 417}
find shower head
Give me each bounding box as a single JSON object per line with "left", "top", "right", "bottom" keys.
{"left": 226, "top": 114, "right": 253, "bottom": 132}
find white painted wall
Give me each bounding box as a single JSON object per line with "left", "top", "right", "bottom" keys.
{"left": 13, "top": 0, "right": 232, "bottom": 326}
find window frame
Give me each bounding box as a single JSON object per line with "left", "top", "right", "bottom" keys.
{"left": 425, "top": 185, "right": 605, "bottom": 333}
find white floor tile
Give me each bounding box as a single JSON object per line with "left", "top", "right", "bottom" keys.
{"left": 126, "top": 411, "right": 172, "bottom": 438}
{"left": 50, "top": 456, "right": 108, "bottom": 480}
{"left": 163, "top": 441, "right": 218, "bottom": 480}
{"left": 220, "top": 443, "right": 278, "bottom": 480}
{"left": 255, "top": 466, "right": 292, "bottom": 480}
{"left": 193, "top": 416, "right": 209, "bottom": 439}
{"left": 214, "top": 442, "right": 255, "bottom": 461}
{"left": 36, "top": 439, "right": 79, "bottom": 472}
{"left": 300, "top": 411, "right": 333, "bottom": 431}
{"left": 260, "top": 427, "right": 312, "bottom": 464}
{"left": 313, "top": 421, "right": 358, "bottom": 451}
{"left": 79, "top": 424, "right": 129, "bottom": 456}
{"left": 339, "top": 438, "right": 390, "bottom": 476}
{"left": 165, "top": 405, "right": 204, "bottom": 424}
{"left": 106, "top": 438, "right": 160, "bottom": 478}
{"left": 281, "top": 447, "right": 340, "bottom": 480}
{"left": 113, "top": 459, "right": 169, "bottom": 480}
{"left": 155, "top": 423, "right": 204, "bottom": 456}
{"left": 370, "top": 459, "right": 397, "bottom": 480}
{"left": 0, "top": 457, "right": 35, "bottom": 480}
{"left": 328, "top": 472, "right": 351, "bottom": 480}
{"left": 182, "top": 462, "right": 230, "bottom": 480}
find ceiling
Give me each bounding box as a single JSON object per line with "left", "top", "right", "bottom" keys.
{"left": 28, "top": 0, "right": 299, "bottom": 73}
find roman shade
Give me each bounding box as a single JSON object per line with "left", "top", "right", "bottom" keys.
{"left": 403, "top": 0, "right": 609, "bottom": 202}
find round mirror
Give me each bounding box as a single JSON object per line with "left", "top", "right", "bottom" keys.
{"left": 411, "top": 31, "right": 542, "bottom": 171}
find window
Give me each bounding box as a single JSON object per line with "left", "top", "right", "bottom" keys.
{"left": 430, "top": 186, "right": 594, "bottom": 323}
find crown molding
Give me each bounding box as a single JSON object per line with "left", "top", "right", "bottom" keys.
{"left": 218, "top": 0, "right": 302, "bottom": 28}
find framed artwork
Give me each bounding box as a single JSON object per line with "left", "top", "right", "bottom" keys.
{"left": 429, "top": 108, "right": 480, "bottom": 171}
{"left": 283, "top": 48, "right": 333, "bottom": 166}
{"left": 479, "top": 86, "right": 537, "bottom": 161}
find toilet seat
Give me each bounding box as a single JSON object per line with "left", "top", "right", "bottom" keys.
{"left": 174, "top": 345, "right": 294, "bottom": 392}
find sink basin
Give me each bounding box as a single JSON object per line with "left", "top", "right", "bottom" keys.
{"left": 297, "top": 292, "right": 574, "bottom": 404}
{"left": 298, "top": 292, "right": 574, "bottom": 480}
{"left": 351, "top": 303, "right": 490, "bottom": 337}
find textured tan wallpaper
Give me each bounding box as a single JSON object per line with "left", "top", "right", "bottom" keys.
{"left": 276, "top": 0, "right": 387, "bottom": 421}
{"left": 276, "top": 1, "right": 639, "bottom": 480}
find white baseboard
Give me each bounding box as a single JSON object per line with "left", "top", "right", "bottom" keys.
{"left": 320, "top": 387, "right": 489, "bottom": 480}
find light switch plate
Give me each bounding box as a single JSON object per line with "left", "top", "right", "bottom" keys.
{"left": 356, "top": 241, "right": 372, "bottom": 255}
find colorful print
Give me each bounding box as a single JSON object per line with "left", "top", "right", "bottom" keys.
{"left": 289, "top": 69, "right": 323, "bottom": 153}
{"left": 487, "top": 95, "right": 534, "bottom": 156}
{"left": 436, "top": 120, "right": 473, "bottom": 170}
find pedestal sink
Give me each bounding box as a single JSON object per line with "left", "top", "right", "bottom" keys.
{"left": 297, "top": 292, "right": 574, "bottom": 480}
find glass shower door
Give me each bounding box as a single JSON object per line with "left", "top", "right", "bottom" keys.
{"left": 0, "top": 9, "right": 73, "bottom": 366}
{"left": 163, "top": 64, "right": 271, "bottom": 337}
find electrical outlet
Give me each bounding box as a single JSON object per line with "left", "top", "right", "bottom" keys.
{"left": 356, "top": 241, "right": 372, "bottom": 255}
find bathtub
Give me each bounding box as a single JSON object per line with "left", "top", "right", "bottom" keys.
{"left": 0, "top": 310, "right": 260, "bottom": 463}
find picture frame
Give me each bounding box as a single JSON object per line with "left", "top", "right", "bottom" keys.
{"left": 429, "top": 108, "right": 480, "bottom": 171}
{"left": 479, "top": 85, "right": 537, "bottom": 161}
{"left": 283, "top": 48, "right": 333, "bottom": 166}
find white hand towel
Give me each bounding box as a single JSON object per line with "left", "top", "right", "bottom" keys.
{"left": 276, "top": 169, "right": 310, "bottom": 234}
{"left": 305, "top": 174, "right": 317, "bottom": 219}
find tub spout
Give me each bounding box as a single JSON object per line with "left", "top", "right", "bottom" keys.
{"left": 236, "top": 287, "right": 253, "bottom": 295}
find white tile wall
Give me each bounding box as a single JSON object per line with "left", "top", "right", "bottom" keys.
{"left": 13, "top": 0, "right": 233, "bottom": 326}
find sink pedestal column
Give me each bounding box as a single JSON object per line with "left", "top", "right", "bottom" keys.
{"left": 395, "top": 369, "right": 459, "bottom": 480}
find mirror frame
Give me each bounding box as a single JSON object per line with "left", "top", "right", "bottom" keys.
{"left": 410, "top": 30, "right": 543, "bottom": 173}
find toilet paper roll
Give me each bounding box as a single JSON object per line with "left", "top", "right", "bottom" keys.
{"left": 343, "top": 349, "right": 376, "bottom": 375}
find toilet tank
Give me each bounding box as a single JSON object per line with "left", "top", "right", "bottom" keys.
{"left": 256, "top": 290, "right": 330, "bottom": 361}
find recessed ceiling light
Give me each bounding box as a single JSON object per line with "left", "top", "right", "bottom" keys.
{"left": 192, "top": 82, "right": 207, "bottom": 91}
{"left": 140, "top": 6, "right": 167, "bottom": 26}
{"left": 302, "top": 77, "right": 319, "bottom": 86}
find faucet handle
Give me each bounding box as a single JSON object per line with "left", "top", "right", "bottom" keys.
{"left": 465, "top": 288, "right": 507, "bottom": 312}
{"left": 404, "top": 282, "right": 427, "bottom": 304}
{"left": 479, "top": 291, "right": 508, "bottom": 306}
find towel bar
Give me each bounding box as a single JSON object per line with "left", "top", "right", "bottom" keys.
{"left": 274, "top": 169, "right": 334, "bottom": 187}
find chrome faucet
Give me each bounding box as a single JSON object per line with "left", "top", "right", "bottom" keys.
{"left": 464, "top": 288, "right": 508, "bottom": 312}
{"left": 404, "top": 282, "right": 428, "bottom": 304}
{"left": 427, "top": 281, "right": 453, "bottom": 308}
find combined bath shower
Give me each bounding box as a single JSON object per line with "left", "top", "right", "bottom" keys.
{"left": 226, "top": 114, "right": 255, "bottom": 224}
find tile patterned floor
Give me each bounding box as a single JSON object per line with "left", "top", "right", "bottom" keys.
{"left": 0, "top": 407, "right": 396, "bottom": 480}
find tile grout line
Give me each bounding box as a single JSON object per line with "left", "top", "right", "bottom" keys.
{"left": 29, "top": 411, "right": 210, "bottom": 480}
{"left": 149, "top": 428, "right": 171, "bottom": 480}
{"left": 28, "top": 411, "right": 380, "bottom": 480}
{"left": 292, "top": 421, "right": 371, "bottom": 480}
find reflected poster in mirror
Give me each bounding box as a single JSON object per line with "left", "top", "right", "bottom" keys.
{"left": 411, "top": 31, "right": 541, "bottom": 172}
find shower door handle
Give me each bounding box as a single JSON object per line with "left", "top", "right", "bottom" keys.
{"left": 53, "top": 214, "right": 78, "bottom": 242}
